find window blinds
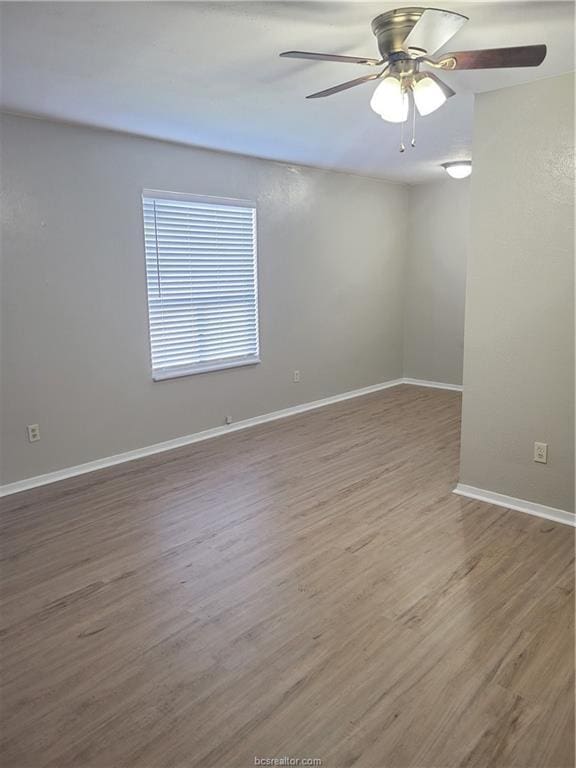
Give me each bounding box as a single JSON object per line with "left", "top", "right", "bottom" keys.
{"left": 142, "top": 191, "right": 259, "bottom": 379}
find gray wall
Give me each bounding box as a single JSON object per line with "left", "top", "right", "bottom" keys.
{"left": 404, "top": 179, "right": 469, "bottom": 386}
{"left": 459, "top": 73, "right": 575, "bottom": 513}
{"left": 0, "top": 114, "right": 408, "bottom": 485}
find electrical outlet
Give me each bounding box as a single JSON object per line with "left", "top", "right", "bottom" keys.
{"left": 27, "top": 424, "right": 40, "bottom": 443}
{"left": 293, "top": 370, "right": 301, "bottom": 383}
{"left": 224, "top": 415, "right": 232, "bottom": 425}
{"left": 534, "top": 442, "right": 548, "bottom": 464}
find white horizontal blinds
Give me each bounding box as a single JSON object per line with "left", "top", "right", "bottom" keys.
{"left": 143, "top": 192, "right": 259, "bottom": 378}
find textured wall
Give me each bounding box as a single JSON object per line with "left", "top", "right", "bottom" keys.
{"left": 459, "top": 73, "right": 575, "bottom": 513}
{"left": 404, "top": 179, "right": 470, "bottom": 386}
{"left": 0, "top": 114, "right": 408, "bottom": 484}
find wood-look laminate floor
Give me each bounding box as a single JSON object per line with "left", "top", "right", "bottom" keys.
{"left": 1, "top": 385, "right": 574, "bottom": 768}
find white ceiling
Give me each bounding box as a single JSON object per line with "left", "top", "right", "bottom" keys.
{"left": 0, "top": 1, "right": 573, "bottom": 183}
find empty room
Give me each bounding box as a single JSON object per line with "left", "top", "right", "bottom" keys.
{"left": 0, "top": 2, "right": 574, "bottom": 767}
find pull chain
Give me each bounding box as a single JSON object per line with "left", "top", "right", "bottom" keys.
{"left": 411, "top": 92, "right": 417, "bottom": 147}
{"left": 399, "top": 82, "right": 406, "bottom": 153}
{"left": 399, "top": 116, "right": 405, "bottom": 153}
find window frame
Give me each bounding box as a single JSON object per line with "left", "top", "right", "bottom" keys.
{"left": 142, "top": 189, "right": 261, "bottom": 381}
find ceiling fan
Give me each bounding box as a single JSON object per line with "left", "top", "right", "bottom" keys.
{"left": 280, "top": 7, "right": 546, "bottom": 151}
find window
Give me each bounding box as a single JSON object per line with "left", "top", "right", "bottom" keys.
{"left": 142, "top": 190, "right": 259, "bottom": 380}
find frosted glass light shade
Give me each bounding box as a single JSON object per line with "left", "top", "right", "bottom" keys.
{"left": 443, "top": 161, "right": 472, "bottom": 179}
{"left": 370, "top": 77, "right": 409, "bottom": 123}
{"left": 413, "top": 74, "right": 447, "bottom": 116}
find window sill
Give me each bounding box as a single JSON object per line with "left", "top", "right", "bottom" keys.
{"left": 153, "top": 357, "right": 261, "bottom": 381}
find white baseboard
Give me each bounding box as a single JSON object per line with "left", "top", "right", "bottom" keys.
{"left": 454, "top": 483, "right": 575, "bottom": 528}
{"left": 1, "top": 378, "right": 407, "bottom": 497}
{"left": 0, "top": 376, "right": 464, "bottom": 498}
{"left": 403, "top": 377, "right": 463, "bottom": 392}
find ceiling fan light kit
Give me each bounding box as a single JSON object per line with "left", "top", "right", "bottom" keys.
{"left": 370, "top": 76, "right": 409, "bottom": 122}
{"left": 280, "top": 5, "right": 546, "bottom": 153}
{"left": 412, "top": 72, "right": 454, "bottom": 116}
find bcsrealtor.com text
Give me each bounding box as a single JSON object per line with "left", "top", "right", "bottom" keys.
{"left": 254, "top": 758, "right": 322, "bottom": 766}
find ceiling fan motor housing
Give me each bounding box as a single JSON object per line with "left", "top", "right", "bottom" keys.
{"left": 371, "top": 7, "right": 428, "bottom": 57}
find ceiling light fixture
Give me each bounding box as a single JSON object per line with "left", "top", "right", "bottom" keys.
{"left": 412, "top": 72, "right": 454, "bottom": 116}
{"left": 442, "top": 161, "right": 472, "bottom": 179}
{"left": 370, "top": 76, "right": 409, "bottom": 123}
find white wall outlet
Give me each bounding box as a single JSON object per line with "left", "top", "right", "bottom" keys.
{"left": 534, "top": 442, "right": 548, "bottom": 464}
{"left": 224, "top": 415, "right": 233, "bottom": 425}
{"left": 293, "top": 370, "right": 301, "bottom": 383}
{"left": 27, "top": 424, "right": 40, "bottom": 443}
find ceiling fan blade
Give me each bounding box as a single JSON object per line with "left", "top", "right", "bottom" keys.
{"left": 279, "top": 51, "right": 383, "bottom": 66}
{"left": 305, "top": 72, "right": 383, "bottom": 99}
{"left": 431, "top": 44, "right": 547, "bottom": 70}
{"left": 403, "top": 8, "right": 468, "bottom": 55}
